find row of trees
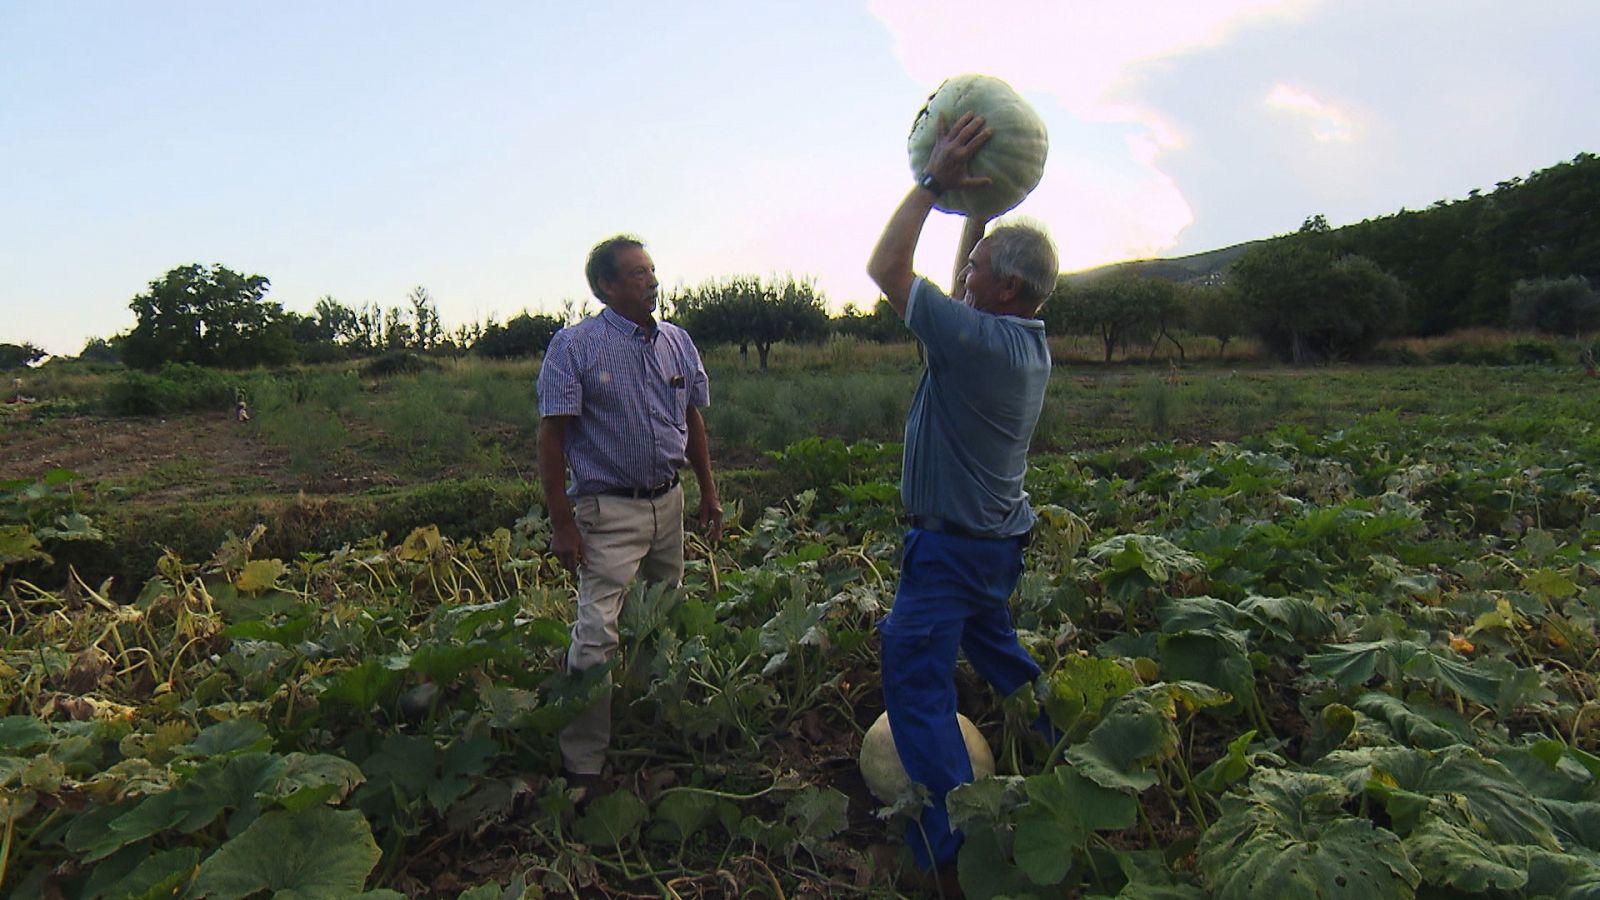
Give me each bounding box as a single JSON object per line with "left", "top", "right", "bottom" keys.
{"left": 45, "top": 264, "right": 894, "bottom": 372}
{"left": 1273, "top": 152, "right": 1600, "bottom": 336}
{"left": 1049, "top": 230, "right": 1595, "bottom": 365}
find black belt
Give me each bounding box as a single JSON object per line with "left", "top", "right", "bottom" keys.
{"left": 598, "top": 472, "right": 680, "bottom": 500}
{"left": 908, "top": 515, "right": 1027, "bottom": 544}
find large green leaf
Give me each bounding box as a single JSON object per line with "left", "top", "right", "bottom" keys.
{"left": 429, "top": 736, "right": 496, "bottom": 813}
{"left": 1042, "top": 655, "right": 1136, "bottom": 740}
{"left": 0, "top": 523, "right": 47, "bottom": 566}
{"left": 1012, "top": 765, "right": 1138, "bottom": 886}
{"left": 946, "top": 775, "right": 1027, "bottom": 833}
{"left": 1197, "top": 770, "right": 1419, "bottom": 899}
{"left": 70, "top": 792, "right": 190, "bottom": 862}
{"left": 1089, "top": 534, "right": 1205, "bottom": 605}
{"left": 1404, "top": 814, "right": 1529, "bottom": 892}
{"left": 317, "top": 660, "right": 401, "bottom": 709}
{"left": 1065, "top": 697, "right": 1173, "bottom": 792}
{"left": 1401, "top": 651, "right": 1506, "bottom": 708}
{"left": 650, "top": 790, "right": 720, "bottom": 844}
{"left": 574, "top": 790, "right": 648, "bottom": 849}
{"left": 0, "top": 715, "right": 50, "bottom": 752}
{"left": 1157, "top": 629, "right": 1253, "bottom": 708}
{"left": 270, "top": 752, "right": 366, "bottom": 810}
{"left": 1237, "top": 594, "right": 1336, "bottom": 643}
{"left": 1350, "top": 692, "right": 1468, "bottom": 750}
{"left": 1305, "top": 639, "right": 1426, "bottom": 690}
{"left": 785, "top": 785, "right": 848, "bottom": 848}
{"left": 176, "top": 718, "right": 272, "bottom": 760}
{"left": 191, "top": 807, "right": 381, "bottom": 899}
{"left": 1324, "top": 744, "right": 1562, "bottom": 851}
{"left": 956, "top": 827, "right": 1049, "bottom": 900}
{"left": 86, "top": 846, "right": 201, "bottom": 900}
{"left": 1156, "top": 596, "right": 1239, "bottom": 634}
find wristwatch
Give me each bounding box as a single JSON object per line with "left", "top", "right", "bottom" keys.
{"left": 917, "top": 171, "right": 945, "bottom": 196}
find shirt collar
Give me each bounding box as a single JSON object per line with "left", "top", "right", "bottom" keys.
{"left": 600, "top": 306, "right": 657, "bottom": 339}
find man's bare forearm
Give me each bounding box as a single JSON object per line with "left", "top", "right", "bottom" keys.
{"left": 685, "top": 406, "right": 717, "bottom": 505}
{"left": 868, "top": 185, "right": 940, "bottom": 319}
{"left": 537, "top": 416, "right": 574, "bottom": 526}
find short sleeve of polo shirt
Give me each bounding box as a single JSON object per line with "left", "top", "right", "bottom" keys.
{"left": 536, "top": 328, "right": 582, "bottom": 417}
{"left": 905, "top": 277, "right": 999, "bottom": 372}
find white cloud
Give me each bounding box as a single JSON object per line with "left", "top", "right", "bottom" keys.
{"left": 868, "top": 0, "right": 1325, "bottom": 263}
{"left": 1264, "top": 83, "right": 1355, "bottom": 142}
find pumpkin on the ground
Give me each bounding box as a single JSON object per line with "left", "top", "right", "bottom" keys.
{"left": 907, "top": 73, "right": 1049, "bottom": 218}
{"left": 859, "top": 711, "right": 995, "bottom": 804}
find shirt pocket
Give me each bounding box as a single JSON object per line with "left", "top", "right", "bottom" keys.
{"left": 664, "top": 372, "right": 690, "bottom": 427}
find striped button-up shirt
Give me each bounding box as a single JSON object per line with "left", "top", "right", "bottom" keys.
{"left": 537, "top": 307, "right": 710, "bottom": 497}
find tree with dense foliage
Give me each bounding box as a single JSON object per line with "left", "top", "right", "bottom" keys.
{"left": 120, "top": 264, "right": 295, "bottom": 370}
{"left": 1508, "top": 276, "right": 1600, "bottom": 335}
{"left": 1229, "top": 243, "right": 1407, "bottom": 363}
{"left": 670, "top": 275, "right": 830, "bottom": 369}
{"left": 1189, "top": 285, "right": 1247, "bottom": 360}
{"left": 1081, "top": 154, "right": 1599, "bottom": 340}
{"left": 831, "top": 299, "right": 906, "bottom": 343}
{"left": 0, "top": 342, "right": 45, "bottom": 370}
{"left": 312, "top": 297, "right": 361, "bottom": 345}
{"left": 1308, "top": 153, "right": 1599, "bottom": 334}
{"left": 1046, "top": 274, "right": 1171, "bottom": 362}
{"left": 472, "top": 312, "right": 563, "bottom": 358}
{"left": 77, "top": 337, "right": 121, "bottom": 364}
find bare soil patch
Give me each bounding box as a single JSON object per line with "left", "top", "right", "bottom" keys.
{"left": 0, "top": 408, "right": 396, "bottom": 504}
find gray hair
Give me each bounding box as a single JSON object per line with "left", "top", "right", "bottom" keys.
{"left": 585, "top": 234, "right": 646, "bottom": 301}
{"left": 986, "top": 220, "right": 1058, "bottom": 308}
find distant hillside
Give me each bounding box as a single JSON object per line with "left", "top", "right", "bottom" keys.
{"left": 1060, "top": 151, "right": 1600, "bottom": 335}
{"left": 1063, "top": 241, "right": 1266, "bottom": 286}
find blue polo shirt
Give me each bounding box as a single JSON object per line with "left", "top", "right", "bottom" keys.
{"left": 537, "top": 307, "right": 710, "bottom": 496}
{"left": 901, "top": 277, "right": 1050, "bottom": 537}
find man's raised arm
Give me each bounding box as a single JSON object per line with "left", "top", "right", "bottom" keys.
{"left": 867, "top": 112, "right": 994, "bottom": 319}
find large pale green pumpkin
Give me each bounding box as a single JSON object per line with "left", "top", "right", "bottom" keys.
{"left": 908, "top": 74, "right": 1049, "bottom": 217}
{"left": 859, "top": 711, "right": 995, "bottom": 804}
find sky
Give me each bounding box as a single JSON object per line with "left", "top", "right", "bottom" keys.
{"left": 3, "top": 1, "right": 1598, "bottom": 357}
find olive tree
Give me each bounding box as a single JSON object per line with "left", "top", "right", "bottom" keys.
{"left": 472, "top": 312, "right": 563, "bottom": 359}
{"left": 121, "top": 264, "right": 295, "bottom": 370}
{"left": 1189, "top": 285, "right": 1247, "bottom": 360}
{"left": 670, "top": 275, "right": 830, "bottom": 369}
{"left": 1229, "top": 243, "right": 1406, "bottom": 364}
{"left": 1045, "top": 274, "right": 1171, "bottom": 362}
{"left": 1508, "top": 276, "right": 1600, "bottom": 335}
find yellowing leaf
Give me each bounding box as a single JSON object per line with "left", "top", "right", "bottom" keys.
{"left": 235, "top": 559, "right": 286, "bottom": 593}
{"left": 397, "top": 525, "right": 443, "bottom": 562}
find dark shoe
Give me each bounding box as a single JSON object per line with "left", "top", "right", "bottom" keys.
{"left": 560, "top": 768, "right": 606, "bottom": 813}
{"left": 900, "top": 862, "right": 963, "bottom": 898}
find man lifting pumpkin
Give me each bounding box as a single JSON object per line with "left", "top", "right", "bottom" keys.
{"left": 866, "top": 100, "right": 1059, "bottom": 876}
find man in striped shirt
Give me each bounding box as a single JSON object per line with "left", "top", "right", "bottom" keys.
{"left": 537, "top": 235, "right": 723, "bottom": 800}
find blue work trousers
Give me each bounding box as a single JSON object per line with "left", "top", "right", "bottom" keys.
{"left": 878, "top": 527, "right": 1041, "bottom": 870}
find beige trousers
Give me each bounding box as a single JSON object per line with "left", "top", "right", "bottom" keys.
{"left": 558, "top": 485, "right": 684, "bottom": 774}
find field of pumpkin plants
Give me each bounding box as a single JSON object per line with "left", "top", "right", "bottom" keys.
{"left": 4, "top": 369, "right": 1600, "bottom": 898}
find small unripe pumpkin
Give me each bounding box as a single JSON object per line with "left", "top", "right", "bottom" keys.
{"left": 907, "top": 74, "right": 1049, "bottom": 217}
{"left": 859, "top": 711, "right": 995, "bottom": 804}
